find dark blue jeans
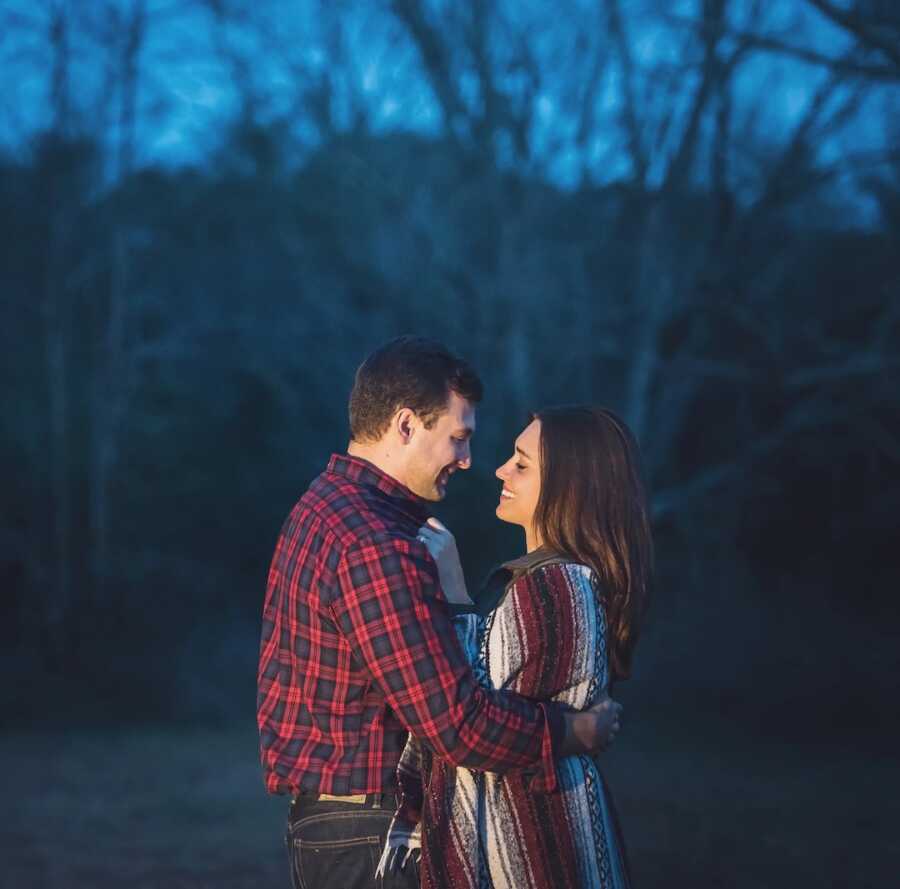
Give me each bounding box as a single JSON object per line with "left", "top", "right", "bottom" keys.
{"left": 285, "top": 793, "right": 418, "bottom": 889}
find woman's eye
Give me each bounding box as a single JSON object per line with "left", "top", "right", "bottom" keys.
{"left": 515, "top": 463, "right": 526, "bottom": 471}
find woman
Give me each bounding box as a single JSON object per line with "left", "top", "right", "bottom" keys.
{"left": 377, "top": 405, "right": 653, "bottom": 889}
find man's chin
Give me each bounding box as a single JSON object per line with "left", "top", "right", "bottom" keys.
{"left": 428, "top": 473, "right": 452, "bottom": 501}
{"left": 409, "top": 480, "right": 444, "bottom": 502}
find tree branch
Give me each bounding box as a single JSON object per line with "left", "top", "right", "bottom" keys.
{"left": 668, "top": 14, "right": 900, "bottom": 81}
{"left": 603, "top": 0, "right": 648, "bottom": 183}
{"left": 652, "top": 388, "right": 849, "bottom": 521}
{"left": 390, "top": 0, "right": 467, "bottom": 146}
{"left": 805, "top": 0, "right": 900, "bottom": 71}
{"left": 787, "top": 355, "right": 900, "bottom": 388}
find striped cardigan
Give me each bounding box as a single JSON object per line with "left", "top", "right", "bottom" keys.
{"left": 378, "top": 549, "right": 632, "bottom": 889}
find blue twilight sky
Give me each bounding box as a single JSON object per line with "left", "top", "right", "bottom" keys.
{"left": 1, "top": 0, "right": 896, "bottom": 219}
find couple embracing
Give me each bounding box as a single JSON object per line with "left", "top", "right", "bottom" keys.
{"left": 257, "top": 336, "right": 653, "bottom": 889}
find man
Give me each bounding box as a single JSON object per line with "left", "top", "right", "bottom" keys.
{"left": 258, "top": 336, "right": 622, "bottom": 889}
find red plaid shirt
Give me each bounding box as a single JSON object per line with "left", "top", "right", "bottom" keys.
{"left": 257, "top": 454, "right": 563, "bottom": 796}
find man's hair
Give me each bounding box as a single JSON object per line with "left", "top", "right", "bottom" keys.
{"left": 349, "top": 336, "right": 483, "bottom": 442}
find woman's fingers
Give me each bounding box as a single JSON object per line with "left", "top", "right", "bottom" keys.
{"left": 417, "top": 523, "right": 449, "bottom": 543}
{"left": 423, "top": 518, "right": 454, "bottom": 540}
{"left": 416, "top": 527, "right": 441, "bottom": 557}
{"left": 417, "top": 522, "right": 455, "bottom": 561}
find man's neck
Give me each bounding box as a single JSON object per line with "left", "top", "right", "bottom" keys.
{"left": 347, "top": 440, "right": 406, "bottom": 488}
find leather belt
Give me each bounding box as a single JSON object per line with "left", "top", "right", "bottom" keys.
{"left": 291, "top": 791, "right": 396, "bottom": 810}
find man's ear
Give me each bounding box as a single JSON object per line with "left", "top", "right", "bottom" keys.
{"left": 394, "top": 408, "right": 418, "bottom": 444}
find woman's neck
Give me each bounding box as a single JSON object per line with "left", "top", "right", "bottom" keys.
{"left": 525, "top": 525, "right": 544, "bottom": 553}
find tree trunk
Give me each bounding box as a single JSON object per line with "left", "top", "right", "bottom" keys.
{"left": 43, "top": 222, "right": 72, "bottom": 667}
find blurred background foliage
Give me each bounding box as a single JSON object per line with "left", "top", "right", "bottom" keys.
{"left": 1, "top": 0, "right": 898, "bottom": 745}
{"left": 4, "top": 3, "right": 900, "bottom": 885}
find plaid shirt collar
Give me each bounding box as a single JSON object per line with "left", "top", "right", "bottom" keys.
{"left": 327, "top": 453, "right": 431, "bottom": 523}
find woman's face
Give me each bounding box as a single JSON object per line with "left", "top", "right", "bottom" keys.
{"left": 495, "top": 419, "right": 542, "bottom": 529}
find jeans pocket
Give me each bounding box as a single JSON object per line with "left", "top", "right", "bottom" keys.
{"left": 292, "top": 833, "right": 382, "bottom": 889}
{"left": 287, "top": 809, "right": 392, "bottom": 889}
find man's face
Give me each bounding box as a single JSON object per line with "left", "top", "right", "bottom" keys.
{"left": 405, "top": 391, "right": 475, "bottom": 501}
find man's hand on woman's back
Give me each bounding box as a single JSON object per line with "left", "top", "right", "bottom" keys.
{"left": 559, "top": 692, "right": 622, "bottom": 756}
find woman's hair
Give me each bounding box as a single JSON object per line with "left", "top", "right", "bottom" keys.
{"left": 532, "top": 405, "right": 653, "bottom": 681}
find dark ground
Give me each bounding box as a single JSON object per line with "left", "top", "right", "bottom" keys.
{"left": 5, "top": 711, "right": 898, "bottom": 889}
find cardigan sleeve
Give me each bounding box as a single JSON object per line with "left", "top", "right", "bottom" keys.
{"left": 497, "top": 562, "right": 608, "bottom": 710}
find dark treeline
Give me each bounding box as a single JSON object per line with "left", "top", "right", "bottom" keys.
{"left": 2, "top": 120, "right": 898, "bottom": 732}
{"left": 1, "top": 0, "right": 898, "bottom": 742}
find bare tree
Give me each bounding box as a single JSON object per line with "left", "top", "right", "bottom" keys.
{"left": 41, "top": 2, "right": 76, "bottom": 661}
{"left": 1, "top": 0, "right": 209, "bottom": 643}
{"left": 82, "top": 0, "right": 148, "bottom": 606}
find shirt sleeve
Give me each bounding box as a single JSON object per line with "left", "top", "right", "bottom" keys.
{"left": 331, "top": 536, "right": 562, "bottom": 787}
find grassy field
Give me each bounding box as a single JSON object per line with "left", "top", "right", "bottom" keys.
{"left": 4, "top": 717, "right": 897, "bottom": 888}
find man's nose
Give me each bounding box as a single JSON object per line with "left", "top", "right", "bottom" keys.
{"left": 457, "top": 447, "right": 472, "bottom": 470}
